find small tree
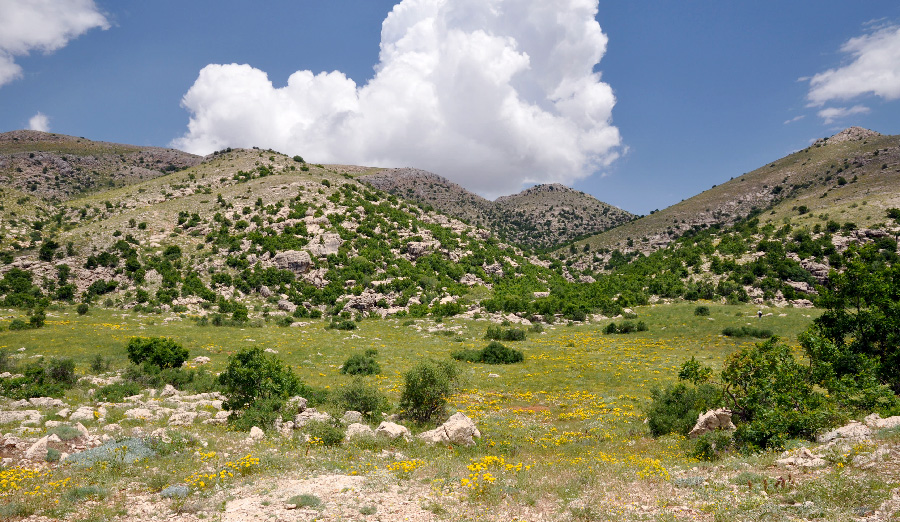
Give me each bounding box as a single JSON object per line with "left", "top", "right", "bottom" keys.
{"left": 126, "top": 337, "right": 188, "bottom": 370}
{"left": 398, "top": 360, "right": 457, "bottom": 423}
{"left": 217, "top": 347, "right": 302, "bottom": 412}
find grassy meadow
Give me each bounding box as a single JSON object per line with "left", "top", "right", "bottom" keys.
{"left": 9, "top": 302, "right": 892, "bottom": 522}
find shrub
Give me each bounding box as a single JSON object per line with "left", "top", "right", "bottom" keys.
{"left": 340, "top": 349, "right": 380, "bottom": 375}
{"left": 452, "top": 341, "right": 524, "bottom": 365}
{"left": 303, "top": 419, "right": 345, "bottom": 446}
{"left": 337, "top": 378, "right": 389, "bottom": 419}
{"left": 399, "top": 360, "right": 458, "bottom": 423}
{"left": 604, "top": 321, "right": 648, "bottom": 334}
{"left": 47, "top": 358, "right": 76, "bottom": 386}
{"left": 694, "top": 305, "right": 711, "bottom": 317}
{"left": 288, "top": 494, "right": 321, "bottom": 508}
{"left": 691, "top": 431, "right": 732, "bottom": 461}
{"left": 327, "top": 319, "right": 357, "bottom": 331}
{"left": 722, "top": 326, "right": 773, "bottom": 339}
{"left": 484, "top": 325, "right": 526, "bottom": 341}
{"left": 126, "top": 337, "right": 188, "bottom": 370}
{"left": 646, "top": 382, "right": 722, "bottom": 437}
{"left": 89, "top": 354, "right": 109, "bottom": 373}
{"left": 8, "top": 318, "right": 28, "bottom": 330}
{"left": 76, "top": 303, "right": 89, "bottom": 315}
{"left": 218, "top": 347, "right": 304, "bottom": 430}
{"left": 96, "top": 381, "right": 142, "bottom": 402}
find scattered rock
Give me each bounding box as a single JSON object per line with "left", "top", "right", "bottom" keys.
{"left": 248, "top": 426, "right": 265, "bottom": 441}
{"left": 341, "top": 411, "right": 363, "bottom": 424}
{"left": 864, "top": 413, "right": 900, "bottom": 430}
{"left": 294, "top": 408, "right": 332, "bottom": 428}
{"left": 418, "top": 412, "right": 481, "bottom": 447}
{"left": 688, "top": 409, "right": 736, "bottom": 438}
{"left": 345, "top": 423, "right": 375, "bottom": 440}
{"left": 375, "top": 421, "right": 411, "bottom": 441}
{"left": 776, "top": 447, "right": 827, "bottom": 468}
{"left": 24, "top": 436, "right": 48, "bottom": 460}
{"left": 817, "top": 421, "right": 872, "bottom": 443}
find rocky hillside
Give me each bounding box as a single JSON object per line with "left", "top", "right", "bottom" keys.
{"left": 575, "top": 127, "right": 900, "bottom": 254}
{"left": 361, "top": 169, "right": 634, "bottom": 250}
{"left": 0, "top": 130, "right": 202, "bottom": 202}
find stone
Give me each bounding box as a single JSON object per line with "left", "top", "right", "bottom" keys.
{"left": 168, "top": 411, "right": 198, "bottom": 426}
{"left": 345, "top": 423, "right": 375, "bottom": 440}
{"left": 0, "top": 410, "right": 42, "bottom": 425}
{"left": 193, "top": 356, "right": 211, "bottom": 365}
{"left": 24, "top": 436, "right": 48, "bottom": 460}
{"left": 418, "top": 412, "right": 480, "bottom": 447}
{"left": 69, "top": 407, "right": 98, "bottom": 422}
{"left": 293, "top": 408, "right": 332, "bottom": 428}
{"left": 273, "top": 250, "right": 312, "bottom": 276}
{"left": 817, "top": 421, "right": 872, "bottom": 443}
{"left": 249, "top": 426, "right": 265, "bottom": 441}
{"left": 259, "top": 285, "right": 274, "bottom": 298}
{"left": 341, "top": 411, "right": 363, "bottom": 424}
{"left": 864, "top": 413, "right": 900, "bottom": 430}
{"left": 124, "top": 408, "right": 155, "bottom": 420}
{"left": 56, "top": 408, "right": 71, "bottom": 418}
{"left": 375, "top": 421, "right": 411, "bottom": 441}
{"left": 285, "top": 396, "right": 308, "bottom": 413}
{"left": 278, "top": 299, "right": 298, "bottom": 313}
{"left": 776, "top": 446, "right": 827, "bottom": 468}
{"left": 688, "top": 409, "right": 736, "bottom": 438}
{"left": 74, "top": 423, "right": 90, "bottom": 438}
{"left": 307, "top": 233, "right": 342, "bottom": 257}
{"left": 160, "top": 384, "right": 179, "bottom": 398}
{"left": 29, "top": 397, "right": 66, "bottom": 408}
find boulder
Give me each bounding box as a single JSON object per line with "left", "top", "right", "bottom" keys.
{"left": 307, "top": 233, "right": 343, "bottom": 257}
{"left": 24, "top": 436, "right": 48, "bottom": 460}
{"left": 278, "top": 299, "right": 298, "bottom": 313}
{"left": 0, "top": 410, "right": 42, "bottom": 425}
{"left": 160, "top": 384, "right": 179, "bottom": 398}
{"left": 418, "top": 412, "right": 481, "bottom": 447}
{"left": 69, "top": 407, "right": 99, "bottom": 423}
{"left": 285, "top": 396, "right": 308, "bottom": 414}
{"left": 124, "top": 408, "right": 155, "bottom": 420}
{"left": 375, "top": 421, "right": 411, "bottom": 441}
{"left": 193, "top": 356, "right": 211, "bottom": 365}
{"left": 248, "top": 426, "right": 265, "bottom": 441}
{"left": 168, "top": 411, "right": 198, "bottom": 426}
{"left": 341, "top": 411, "right": 363, "bottom": 424}
{"left": 293, "top": 408, "right": 332, "bottom": 428}
{"left": 273, "top": 250, "right": 312, "bottom": 276}
{"left": 29, "top": 397, "right": 66, "bottom": 408}
{"left": 688, "top": 409, "right": 736, "bottom": 438}
{"left": 345, "top": 423, "right": 375, "bottom": 440}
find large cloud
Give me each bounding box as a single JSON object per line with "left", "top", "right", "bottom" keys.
{"left": 28, "top": 112, "right": 50, "bottom": 132}
{"left": 807, "top": 24, "right": 900, "bottom": 106}
{"left": 0, "top": 0, "right": 109, "bottom": 87}
{"left": 172, "top": 0, "right": 621, "bottom": 197}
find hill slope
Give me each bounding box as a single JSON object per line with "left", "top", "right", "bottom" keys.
{"left": 361, "top": 169, "right": 635, "bottom": 249}
{"left": 574, "top": 127, "right": 900, "bottom": 254}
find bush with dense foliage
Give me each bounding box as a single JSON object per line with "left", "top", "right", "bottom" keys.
{"left": 452, "top": 341, "right": 524, "bottom": 365}
{"left": 0, "top": 358, "right": 77, "bottom": 399}
{"left": 340, "top": 349, "right": 381, "bottom": 375}
{"left": 337, "top": 378, "right": 389, "bottom": 419}
{"left": 398, "top": 360, "right": 458, "bottom": 423}
{"left": 721, "top": 325, "right": 773, "bottom": 339}
{"left": 484, "top": 325, "right": 526, "bottom": 341}
{"left": 604, "top": 320, "right": 648, "bottom": 334}
{"left": 126, "top": 337, "right": 188, "bottom": 370}
{"left": 646, "top": 381, "right": 722, "bottom": 437}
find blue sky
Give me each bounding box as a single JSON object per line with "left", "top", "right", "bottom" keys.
{"left": 1, "top": 1, "right": 899, "bottom": 215}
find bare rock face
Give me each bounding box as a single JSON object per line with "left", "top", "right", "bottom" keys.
{"left": 307, "top": 233, "right": 343, "bottom": 257}
{"left": 688, "top": 409, "right": 736, "bottom": 438}
{"left": 273, "top": 250, "right": 312, "bottom": 276}
{"left": 418, "top": 412, "right": 481, "bottom": 447}
{"left": 864, "top": 413, "right": 900, "bottom": 430}
{"left": 346, "top": 291, "right": 378, "bottom": 311}
{"left": 776, "top": 446, "right": 827, "bottom": 468}
{"left": 293, "top": 408, "right": 332, "bottom": 428}
{"left": 815, "top": 126, "right": 881, "bottom": 145}
{"left": 285, "top": 396, "right": 308, "bottom": 414}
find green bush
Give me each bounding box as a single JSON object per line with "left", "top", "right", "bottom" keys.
{"left": 218, "top": 347, "right": 305, "bottom": 429}
{"left": 303, "top": 419, "right": 345, "bottom": 446}
{"left": 46, "top": 358, "right": 76, "bottom": 386}
{"left": 327, "top": 319, "right": 357, "bottom": 331}
{"left": 399, "top": 360, "right": 458, "bottom": 423}
{"left": 484, "top": 325, "right": 526, "bottom": 341}
{"left": 126, "top": 337, "right": 188, "bottom": 370}
{"left": 96, "top": 381, "right": 142, "bottom": 402}
{"left": 340, "top": 349, "right": 381, "bottom": 375}
{"left": 76, "top": 303, "right": 89, "bottom": 315}
{"left": 452, "top": 341, "right": 524, "bottom": 364}
{"left": 337, "top": 378, "right": 389, "bottom": 419}
{"left": 646, "top": 382, "right": 722, "bottom": 437}
{"left": 604, "top": 320, "right": 648, "bottom": 334}
{"left": 722, "top": 325, "right": 773, "bottom": 338}
{"left": 691, "top": 431, "right": 732, "bottom": 461}
{"left": 694, "top": 305, "right": 711, "bottom": 317}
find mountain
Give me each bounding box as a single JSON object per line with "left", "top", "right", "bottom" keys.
{"left": 572, "top": 127, "right": 900, "bottom": 255}
{"left": 0, "top": 130, "right": 202, "bottom": 202}
{"left": 361, "top": 169, "right": 635, "bottom": 249}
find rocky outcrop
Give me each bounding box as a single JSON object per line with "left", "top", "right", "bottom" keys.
{"left": 273, "top": 250, "right": 312, "bottom": 276}
{"left": 417, "top": 412, "right": 481, "bottom": 447}
{"left": 375, "top": 421, "right": 411, "bottom": 441}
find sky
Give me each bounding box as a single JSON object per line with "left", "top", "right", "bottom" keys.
{"left": 1, "top": 1, "right": 900, "bottom": 215}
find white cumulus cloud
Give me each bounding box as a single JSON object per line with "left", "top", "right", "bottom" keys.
{"left": 817, "top": 105, "right": 870, "bottom": 124}
{"left": 807, "top": 24, "right": 900, "bottom": 106}
{"left": 27, "top": 112, "right": 50, "bottom": 132}
{"left": 0, "top": 0, "right": 109, "bottom": 87}
{"left": 172, "top": 0, "right": 622, "bottom": 197}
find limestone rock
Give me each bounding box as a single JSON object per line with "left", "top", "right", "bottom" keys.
{"left": 817, "top": 421, "right": 872, "bottom": 443}
{"left": 345, "top": 423, "right": 375, "bottom": 440}
{"left": 69, "top": 407, "right": 98, "bottom": 423}
{"left": 776, "top": 446, "right": 827, "bottom": 468}
{"left": 24, "top": 436, "right": 48, "bottom": 460}
{"left": 294, "top": 408, "right": 332, "bottom": 428}
{"left": 285, "top": 396, "right": 308, "bottom": 414}
{"left": 864, "top": 413, "right": 900, "bottom": 430}
{"left": 168, "top": 411, "right": 197, "bottom": 426}
{"left": 249, "top": 426, "right": 265, "bottom": 441}
{"left": 193, "top": 356, "right": 211, "bottom": 365}
{"left": 307, "top": 233, "right": 343, "bottom": 257}
{"left": 341, "top": 411, "right": 363, "bottom": 424}
{"left": 278, "top": 299, "right": 297, "bottom": 313}
{"left": 418, "top": 412, "right": 481, "bottom": 447}
{"left": 375, "top": 421, "right": 411, "bottom": 441}
{"left": 273, "top": 250, "right": 312, "bottom": 276}
{"left": 688, "top": 409, "right": 736, "bottom": 438}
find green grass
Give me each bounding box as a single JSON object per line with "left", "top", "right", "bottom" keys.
{"left": 1, "top": 301, "right": 892, "bottom": 521}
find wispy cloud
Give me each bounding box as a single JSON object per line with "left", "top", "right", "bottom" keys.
{"left": 172, "top": 0, "right": 622, "bottom": 198}
{"left": 783, "top": 115, "right": 805, "bottom": 125}
{"left": 807, "top": 24, "right": 900, "bottom": 105}
{"left": 817, "top": 105, "right": 870, "bottom": 124}
{"left": 0, "top": 0, "right": 109, "bottom": 87}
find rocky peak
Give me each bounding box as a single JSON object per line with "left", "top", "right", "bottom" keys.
{"left": 816, "top": 127, "right": 882, "bottom": 146}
